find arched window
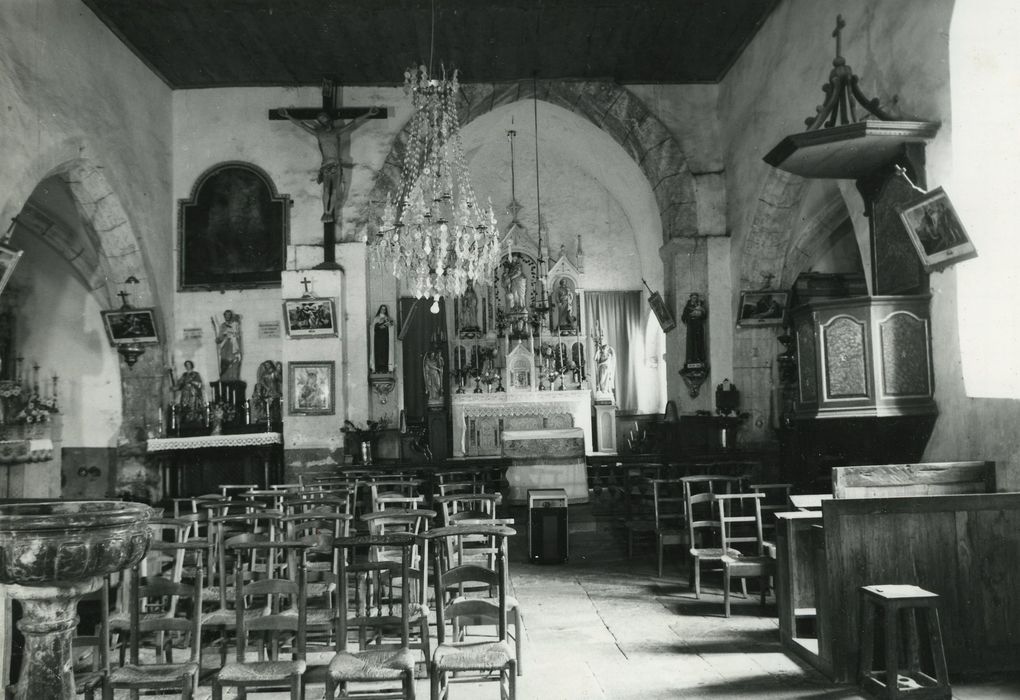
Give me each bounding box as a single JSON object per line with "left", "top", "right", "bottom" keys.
{"left": 951, "top": 1, "right": 1020, "bottom": 397}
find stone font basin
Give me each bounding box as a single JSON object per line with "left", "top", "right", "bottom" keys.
{"left": 0, "top": 500, "right": 153, "bottom": 700}
{"left": 0, "top": 500, "right": 153, "bottom": 585}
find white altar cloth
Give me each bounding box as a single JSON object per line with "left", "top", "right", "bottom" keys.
{"left": 452, "top": 390, "right": 593, "bottom": 457}
{"left": 501, "top": 427, "right": 588, "bottom": 505}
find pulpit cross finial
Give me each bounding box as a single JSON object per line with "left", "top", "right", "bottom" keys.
{"left": 832, "top": 14, "right": 846, "bottom": 61}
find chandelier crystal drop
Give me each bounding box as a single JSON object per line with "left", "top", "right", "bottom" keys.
{"left": 372, "top": 65, "right": 500, "bottom": 304}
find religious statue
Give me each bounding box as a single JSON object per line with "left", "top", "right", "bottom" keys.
{"left": 279, "top": 106, "right": 379, "bottom": 223}
{"left": 503, "top": 255, "right": 527, "bottom": 310}
{"left": 372, "top": 304, "right": 394, "bottom": 373}
{"left": 595, "top": 340, "right": 616, "bottom": 401}
{"left": 251, "top": 359, "right": 282, "bottom": 424}
{"left": 459, "top": 281, "right": 479, "bottom": 330}
{"left": 175, "top": 360, "right": 205, "bottom": 423}
{"left": 554, "top": 279, "right": 575, "bottom": 331}
{"left": 681, "top": 292, "right": 708, "bottom": 366}
{"left": 423, "top": 349, "right": 444, "bottom": 404}
{"left": 212, "top": 310, "right": 243, "bottom": 382}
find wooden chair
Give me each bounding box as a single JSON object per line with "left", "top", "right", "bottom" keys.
{"left": 716, "top": 492, "right": 775, "bottom": 617}
{"left": 323, "top": 533, "right": 418, "bottom": 700}
{"left": 652, "top": 478, "right": 688, "bottom": 578}
{"left": 371, "top": 479, "right": 427, "bottom": 512}
{"left": 424, "top": 524, "right": 517, "bottom": 700}
{"left": 213, "top": 541, "right": 309, "bottom": 700}
{"left": 747, "top": 482, "right": 793, "bottom": 550}
{"left": 686, "top": 492, "right": 738, "bottom": 599}
{"left": 623, "top": 463, "right": 661, "bottom": 557}
{"left": 104, "top": 541, "right": 205, "bottom": 700}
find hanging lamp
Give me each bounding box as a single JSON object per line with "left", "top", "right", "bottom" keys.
{"left": 371, "top": 2, "right": 498, "bottom": 311}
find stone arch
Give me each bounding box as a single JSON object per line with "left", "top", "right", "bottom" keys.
{"left": 738, "top": 168, "right": 808, "bottom": 291}
{"left": 6, "top": 154, "right": 164, "bottom": 498}
{"left": 364, "top": 80, "right": 698, "bottom": 243}
{"left": 780, "top": 191, "right": 853, "bottom": 286}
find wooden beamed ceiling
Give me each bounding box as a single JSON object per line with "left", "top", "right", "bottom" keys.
{"left": 80, "top": 0, "right": 780, "bottom": 88}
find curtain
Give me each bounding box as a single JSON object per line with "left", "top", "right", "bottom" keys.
{"left": 585, "top": 291, "right": 643, "bottom": 411}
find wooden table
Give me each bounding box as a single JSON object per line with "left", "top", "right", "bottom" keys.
{"left": 147, "top": 432, "right": 283, "bottom": 499}
{"left": 789, "top": 493, "right": 832, "bottom": 510}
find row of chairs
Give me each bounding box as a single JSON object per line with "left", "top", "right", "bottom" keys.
{"left": 625, "top": 472, "right": 791, "bottom": 616}
{"left": 73, "top": 473, "right": 520, "bottom": 700}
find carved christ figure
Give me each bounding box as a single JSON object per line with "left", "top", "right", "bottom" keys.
{"left": 279, "top": 106, "right": 379, "bottom": 223}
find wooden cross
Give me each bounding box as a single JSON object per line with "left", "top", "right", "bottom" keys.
{"left": 300, "top": 277, "right": 313, "bottom": 295}
{"left": 832, "top": 14, "right": 846, "bottom": 60}
{"left": 117, "top": 289, "right": 131, "bottom": 308}
{"left": 270, "top": 78, "right": 387, "bottom": 271}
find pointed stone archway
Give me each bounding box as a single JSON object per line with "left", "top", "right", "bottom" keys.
{"left": 8, "top": 157, "right": 165, "bottom": 501}
{"left": 364, "top": 80, "right": 699, "bottom": 244}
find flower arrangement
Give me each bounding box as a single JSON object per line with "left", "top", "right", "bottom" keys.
{"left": 15, "top": 393, "right": 58, "bottom": 424}
{"left": 341, "top": 419, "right": 387, "bottom": 443}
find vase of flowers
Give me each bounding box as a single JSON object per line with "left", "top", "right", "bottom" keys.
{"left": 341, "top": 419, "right": 386, "bottom": 465}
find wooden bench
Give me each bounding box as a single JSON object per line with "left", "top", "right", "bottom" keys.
{"left": 831, "top": 460, "right": 996, "bottom": 499}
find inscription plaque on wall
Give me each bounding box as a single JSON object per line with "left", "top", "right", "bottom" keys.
{"left": 259, "top": 321, "right": 281, "bottom": 339}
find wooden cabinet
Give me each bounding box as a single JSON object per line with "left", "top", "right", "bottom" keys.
{"left": 792, "top": 295, "right": 935, "bottom": 420}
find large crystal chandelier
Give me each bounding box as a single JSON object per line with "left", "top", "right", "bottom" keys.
{"left": 373, "top": 66, "right": 500, "bottom": 308}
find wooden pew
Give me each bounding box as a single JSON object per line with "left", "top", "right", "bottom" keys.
{"left": 775, "top": 460, "right": 1000, "bottom": 680}
{"left": 831, "top": 460, "right": 996, "bottom": 498}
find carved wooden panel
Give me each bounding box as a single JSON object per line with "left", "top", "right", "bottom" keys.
{"left": 880, "top": 311, "right": 931, "bottom": 397}
{"left": 797, "top": 319, "right": 818, "bottom": 403}
{"left": 822, "top": 316, "right": 868, "bottom": 399}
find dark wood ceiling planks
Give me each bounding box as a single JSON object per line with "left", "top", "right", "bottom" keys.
{"left": 80, "top": 0, "right": 779, "bottom": 88}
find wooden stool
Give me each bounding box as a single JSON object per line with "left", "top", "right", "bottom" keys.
{"left": 858, "top": 585, "right": 951, "bottom": 699}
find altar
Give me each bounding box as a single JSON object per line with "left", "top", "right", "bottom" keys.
{"left": 451, "top": 390, "right": 593, "bottom": 457}
{"left": 501, "top": 427, "right": 588, "bottom": 505}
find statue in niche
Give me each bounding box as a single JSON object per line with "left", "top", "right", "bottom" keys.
{"left": 681, "top": 292, "right": 708, "bottom": 366}
{"left": 278, "top": 107, "right": 379, "bottom": 223}
{"left": 554, "top": 278, "right": 575, "bottom": 331}
{"left": 459, "top": 282, "right": 479, "bottom": 330}
{"left": 212, "top": 310, "right": 243, "bottom": 381}
{"left": 503, "top": 254, "right": 528, "bottom": 310}
{"left": 423, "top": 349, "right": 445, "bottom": 404}
{"left": 371, "top": 304, "right": 394, "bottom": 373}
{"left": 175, "top": 360, "right": 205, "bottom": 423}
{"left": 251, "top": 360, "right": 282, "bottom": 424}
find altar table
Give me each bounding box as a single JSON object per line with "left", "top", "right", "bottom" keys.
{"left": 147, "top": 432, "right": 282, "bottom": 499}
{"left": 501, "top": 427, "right": 587, "bottom": 505}
{"left": 452, "top": 390, "right": 594, "bottom": 457}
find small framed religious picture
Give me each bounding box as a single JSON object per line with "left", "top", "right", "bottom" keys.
{"left": 0, "top": 244, "right": 23, "bottom": 298}
{"left": 100, "top": 307, "right": 160, "bottom": 345}
{"left": 647, "top": 291, "right": 676, "bottom": 333}
{"left": 737, "top": 291, "right": 788, "bottom": 327}
{"left": 283, "top": 298, "right": 337, "bottom": 338}
{"left": 896, "top": 187, "right": 977, "bottom": 272}
{"left": 288, "top": 361, "right": 335, "bottom": 415}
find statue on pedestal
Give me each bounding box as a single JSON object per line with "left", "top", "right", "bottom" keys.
{"left": 423, "top": 349, "right": 444, "bottom": 405}
{"left": 175, "top": 360, "right": 205, "bottom": 424}
{"left": 212, "top": 310, "right": 243, "bottom": 382}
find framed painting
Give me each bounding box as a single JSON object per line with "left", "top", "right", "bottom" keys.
{"left": 283, "top": 298, "right": 337, "bottom": 338}
{"left": 178, "top": 161, "right": 290, "bottom": 291}
{"left": 288, "top": 361, "right": 335, "bottom": 415}
{"left": 647, "top": 291, "right": 676, "bottom": 333}
{"left": 737, "top": 291, "right": 789, "bottom": 327}
{"left": 0, "top": 244, "right": 23, "bottom": 298}
{"left": 896, "top": 187, "right": 977, "bottom": 272}
{"left": 101, "top": 307, "right": 160, "bottom": 345}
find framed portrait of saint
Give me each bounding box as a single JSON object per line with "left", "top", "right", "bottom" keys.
{"left": 288, "top": 361, "right": 335, "bottom": 415}
{"left": 178, "top": 161, "right": 290, "bottom": 290}
{"left": 896, "top": 187, "right": 977, "bottom": 272}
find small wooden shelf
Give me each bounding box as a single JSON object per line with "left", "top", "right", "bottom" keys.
{"left": 764, "top": 120, "right": 941, "bottom": 179}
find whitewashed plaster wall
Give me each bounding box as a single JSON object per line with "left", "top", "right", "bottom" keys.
{"left": 10, "top": 232, "right": 122, "bottom": 447}
{"left": 0, "top": 0, "right": 173, "bottom": 462}
{"left": 718, "top": 0, "right": 1020, "bottom": 482}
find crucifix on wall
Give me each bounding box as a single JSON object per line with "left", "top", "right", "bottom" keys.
{"left": 269, "top": 78, "right": 387, "bottom": 268}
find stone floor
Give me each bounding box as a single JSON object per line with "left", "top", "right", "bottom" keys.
{"left": 96, "top": 504, "right": 1020, "bottom": 699}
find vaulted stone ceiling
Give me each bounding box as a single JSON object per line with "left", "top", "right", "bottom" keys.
{"left": 80, "top": 0, "right": 779, "bottom": 88}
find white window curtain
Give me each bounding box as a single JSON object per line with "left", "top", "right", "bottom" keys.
{"left": 585, "top": 291, "right": 644, "bottom": 411}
